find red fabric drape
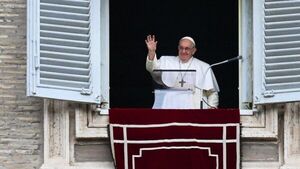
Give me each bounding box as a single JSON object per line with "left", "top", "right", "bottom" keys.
{"left": 109, "top": 109, "right": 240, "bottom": 169}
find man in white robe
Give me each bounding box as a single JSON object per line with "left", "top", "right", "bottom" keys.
{"left": 145, "top": 35, "right": 219, "bottom": 109}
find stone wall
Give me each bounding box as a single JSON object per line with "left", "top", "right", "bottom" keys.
{"left": 0, "top": 0, "right": 43, "bottom": 169}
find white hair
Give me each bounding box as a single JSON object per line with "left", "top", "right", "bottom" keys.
{"left": 180, "top": 36, "right": 196, "bottom": 47}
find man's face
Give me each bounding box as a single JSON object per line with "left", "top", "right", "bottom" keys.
{"left": 178, "top": 39, "right": 196, "bottom": 62}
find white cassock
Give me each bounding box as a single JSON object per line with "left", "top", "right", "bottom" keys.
{"left": 146, "top": 55, "right": 219, "bottom": 109}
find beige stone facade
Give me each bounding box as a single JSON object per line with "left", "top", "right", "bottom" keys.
{"left": 1, "top": 0, "right": 300, "bottom": 169}
{"left": 0, "top": 0, "right": 43, "bottom": 168}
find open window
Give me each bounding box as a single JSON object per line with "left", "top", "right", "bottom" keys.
{"left": 240, "top": 0, "right": 300, "bottom": 108}
{"left": 110, "top": 0, "right": 239, "bottom": 109}
{"left": 28, "top": 0, "right": 300, "bottom": 110}
{"left": 27, "top": 0, "right": 109, "bottom": 105}
{"left": 253, "top": 0, "right": 300, "bottom": 104}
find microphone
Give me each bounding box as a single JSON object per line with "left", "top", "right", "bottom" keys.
{"left": 210, "top": 55, "right": 242, "bottom": 67}
{"left": 198, "top": 55, "right": 242, "bottom": 90}
{"left": 199, "top": 55, "right": 242, "bottom": 109}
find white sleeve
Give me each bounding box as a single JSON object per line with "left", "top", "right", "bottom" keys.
{"left": 146, "top": 55, "right": 165, "bottom": 85}
{"left": 204, "top": 90, "right": 219, "bottom": 108}
{"left": 146, "top": 55, "right": 159, "bottom": 72}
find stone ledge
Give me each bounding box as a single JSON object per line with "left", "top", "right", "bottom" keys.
{"left": 242, "top": 162, "right": 281, "bottom": 169}
{"left": 40, "top": 162, "right": 114, "bottom": 169}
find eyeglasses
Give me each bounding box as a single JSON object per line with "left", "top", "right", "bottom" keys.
{"left": 178, "top": 46, "right": 194, "bottom": 52}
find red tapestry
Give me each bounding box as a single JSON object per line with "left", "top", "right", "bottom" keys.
{"left": 109, "top": 108, "right": 240, "bottom": 169}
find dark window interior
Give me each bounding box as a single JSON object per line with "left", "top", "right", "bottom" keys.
{"left": 110, "top": 0, "right": 238, "bottom": 108}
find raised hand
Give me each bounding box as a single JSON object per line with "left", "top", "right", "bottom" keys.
{"left": 145, "top": 35, "right": 157, "bottom": 60}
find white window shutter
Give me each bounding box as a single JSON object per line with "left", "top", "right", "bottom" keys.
{"left": 253, "top": 0, "right": 300, "bottom": 104}
{"left": 27, "top": 0, "right": 107, "bottom": 104}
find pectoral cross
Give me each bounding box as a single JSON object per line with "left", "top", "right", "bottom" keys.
{"left": 179, "top": 79, "right": 186, "bottom": 87}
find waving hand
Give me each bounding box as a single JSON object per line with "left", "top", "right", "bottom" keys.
{"left": 145, "top": 35, "right": 157, "bottom": 60}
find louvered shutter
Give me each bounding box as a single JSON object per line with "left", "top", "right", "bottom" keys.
{"left": 27, "top": 0, "right": 103, "bottom": 104}
{"left": 253, "top": 0, "right": 300, "bottom": 104}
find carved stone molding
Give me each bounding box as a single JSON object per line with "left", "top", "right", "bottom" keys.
{"left": 241, "top": 104, "right": 278, "bottom": 139}
{"left": 40, "top": 100, "right": 114, "bottom": 169}
{"left": 41, "top": 99, "right": 70, "bottom": 169}
{"left": 280, "top": 103, "right": 300, "bottom": 169}
{"left": 75, "top": 104, "right": 108, "bottom": 138}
